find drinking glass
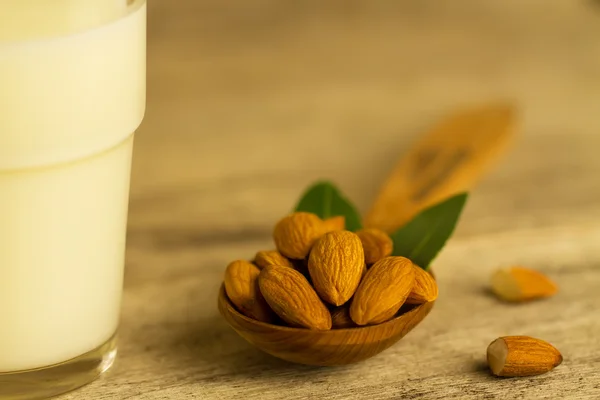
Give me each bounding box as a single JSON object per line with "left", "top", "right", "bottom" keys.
{"left": 0, "top": 1, "right": 146, "bottom": 398}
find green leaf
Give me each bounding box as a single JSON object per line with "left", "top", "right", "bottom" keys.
{"left": 390, "top": 193, "right": 468, "bottom": 270}
{"left": 294, "top": 181, "right": 362, "bottom": 231}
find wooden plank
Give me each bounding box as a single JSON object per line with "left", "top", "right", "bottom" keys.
{"left": 59, "top": 0, "right": 600, "bottom": 398}
{"left": 60, "top": 225, "right": 600, "bottom": 399}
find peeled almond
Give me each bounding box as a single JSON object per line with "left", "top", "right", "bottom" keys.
{"left": 491, "top": 266, "right": 557, "bottom": 302}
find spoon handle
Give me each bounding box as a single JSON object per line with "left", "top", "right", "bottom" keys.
{"left": 365, "top": 103, "right": 517, "bottom": 233}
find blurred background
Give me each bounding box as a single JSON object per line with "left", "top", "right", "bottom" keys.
{"left": 79, "top": 4, "right": 600, "bottom": 397}
{"left": 127, "top": 0, "right": 600, "bottom": 259}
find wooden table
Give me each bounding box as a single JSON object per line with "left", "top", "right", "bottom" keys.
{"left": 62, "top": 1, "right": 600, "bottom": 398}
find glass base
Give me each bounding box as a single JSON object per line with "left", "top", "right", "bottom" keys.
{"left": 0, "top": 334, "right": 117, "bottom": 400}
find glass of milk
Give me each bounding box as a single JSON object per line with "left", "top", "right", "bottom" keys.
{"left": 0, "top": 1, "right": 146, "bottom": 398}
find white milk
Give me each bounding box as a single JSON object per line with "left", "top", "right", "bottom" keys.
{"left": 0, "top": 1, "right": 146, "bottom": 372}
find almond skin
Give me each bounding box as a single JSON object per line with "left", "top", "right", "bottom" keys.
{"left": 356, "top": 228, "right": 393, "bottom": 265}
{"left": 350, "top": 256, "right": 415, "bottom": 326}
{"left": 405, "top": 264, "right": 438, "bottom": 304}
{"left": 273, "top": 212, "right": 327, "bottom": 259}
{"left": 254, "top": 250, "right": 294, "bottom": 270}
{"left": 258, "top": 265, "right": 332, "bottom": 330}
{"left": 308, "top": 231, "right": 365, "bottom": 306}
{"left": 323, "top": 216, "right": 346, "bottom": 232}
{"left": 224, "top": 260, "right": 275, "bottom": 323}
{"left": 487, "top": 336, "right": 563, "bottom": 377}
{"left": 491, "top": 266, "right": 557, "bottom": 302}
{"left": 368, "top": 306, "right": 400, "bottom": 325}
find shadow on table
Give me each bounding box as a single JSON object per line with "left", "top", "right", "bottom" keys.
{"left": 471, "top": 360, "right": 492, "bottom": 375}
{"left": 164, "top": 315, "right": 351, "bottom": 382}
{"left": 121, "top": 276, "right": 355, "bottom": 384}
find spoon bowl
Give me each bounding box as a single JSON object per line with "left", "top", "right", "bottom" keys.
{"left": 218, "top": 285, "right": 434, "bottom": 366}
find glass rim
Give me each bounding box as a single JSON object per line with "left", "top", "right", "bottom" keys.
{"left": 0, "top": 0, "right": 146, "bottom": 46}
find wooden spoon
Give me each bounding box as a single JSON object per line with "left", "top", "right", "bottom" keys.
{"left": 218, "top": 285, "right": 434, "bottom": 366}
{"left": 365, "top": 103, "right": 516, "bottom": 233}
{"left": 218, "top": 103, "right": 516, "bottom": 366}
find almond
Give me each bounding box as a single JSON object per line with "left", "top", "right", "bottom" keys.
{"left": 370, "top": 305, "right": 403, "bottom": 324}
{"left": 356, "top": 228, "right": 393, "bottom": 265}
{"left": 254, "top": 250, "right": 294, "bottom": 270}
{"left": 323, "top": 216, "right": 346, "bottom": 232}
{"left": 330, "top": 305, "right": 356, "bottom": 329}
{"left": 487, "top": 336, "right": 563, "bottom": 377}
{"left": 258, "top": 265, "right": 332, "bottom": 330}
{"left": 405, "top": 264, "right": 438, "bottom": 304}
{"left": 350, "top": 256, "right": 415, "bottom": 326}
{"left": 491, "top": 266, "right": 557, "bottom": 302}
{"left": 273, "top": 212, "right": 327, "bottom": 259}
{"left": 224, "top": 260, "right": 275, "bottom": 323}
{"left": 308, "top": 231, "right": 365, "bottom": 306}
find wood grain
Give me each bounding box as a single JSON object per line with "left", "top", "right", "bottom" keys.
{"left": 59, "top": 0, "right": 600, "bottom": 398}
{"left": 219, "top": 285, "right": 433, "bottom": 366}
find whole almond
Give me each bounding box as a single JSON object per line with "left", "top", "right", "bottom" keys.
{"left": 273, "top": 212, "right": 326, "bottom": 259}
{"left": 405, "top": 264, "right": 438, "bottom": 304}
{"left": 308, "top": 231, "right": 365, "bottom": 306}
{"left": 224, "top": 260, "right": 275, "bottom": 323}
{"left": 350, "top": 256, "right": 415, "bottom": 326}
{"left": 330, "top": 305, "right": 356, "bottom": 329}
{"left": 487, "top": 336, "right": 563, "bottom": 377}
{"left": 369, "top": 306, "right": 400, "bottom": 325}
{"left": 258, "top": 265, "right": 332, "bottom": 330}
{"left": 491, "top": 266, "right": 557, "bottom": 302}
{"left": 323, "top": 216, "right": 346, "bottom": 232}
{"left": 356, "top": 228, "right": 393, "bottom": 265}
{"left": 254, "top": 250, "right": 294, "bottom": 270}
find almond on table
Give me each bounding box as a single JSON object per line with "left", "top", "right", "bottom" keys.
{"left": 491, "top": 266, "right": 557, "bottom": 302}
{"left": 487, "top": 336, "right": 563, "bottom": 377}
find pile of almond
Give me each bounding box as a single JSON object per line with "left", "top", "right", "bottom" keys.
{"left": 223, "top": 212, "right": 438, "bottom": 330}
